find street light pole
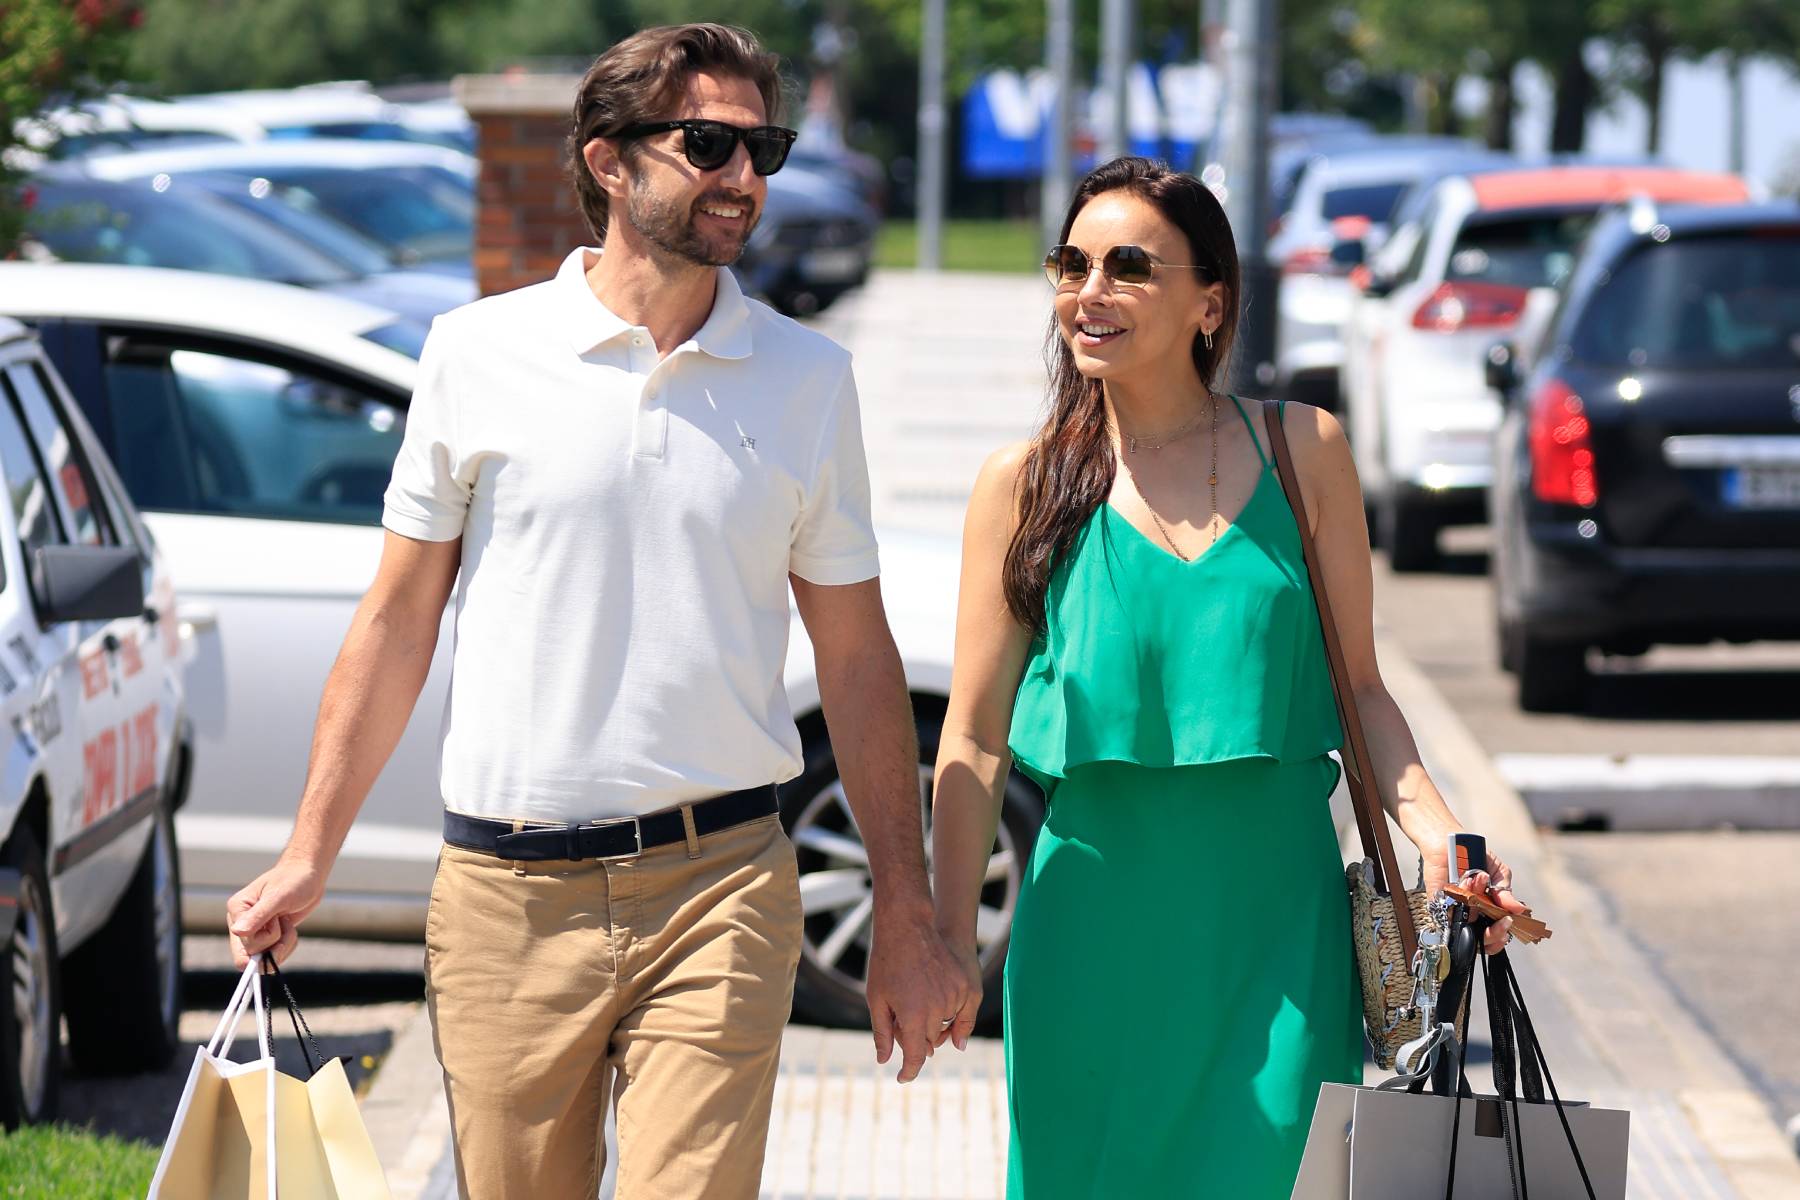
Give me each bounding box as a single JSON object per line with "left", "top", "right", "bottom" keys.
{"left": 1098, "top": 0, "right": 1132, "bottom": 162}
{"left": 1043, "top": 0, "right": 1075, "bottom": 245}
{"left": 917, "top": 0, "right": 947, "bottom": 270}
{"left": 1220, "top": 0, "right": 1278, "bottom": 394}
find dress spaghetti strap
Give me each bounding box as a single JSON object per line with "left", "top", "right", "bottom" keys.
{"left": 1227, "top": 393, "right": 1272, "bottom": 470}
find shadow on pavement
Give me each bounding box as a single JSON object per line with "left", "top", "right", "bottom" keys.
{"left": 1585, "top": 667, "right": 1800, "bottom": 722}
{"left": 56, "top": 963, "right": 421, "bottom": 1147}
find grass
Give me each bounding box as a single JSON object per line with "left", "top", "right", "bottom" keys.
{"left": 875, "top": 219, "right": 1042, "bottom": 274}
{"left": 0, "top": 1124, "right": 159, "bottom": 1198}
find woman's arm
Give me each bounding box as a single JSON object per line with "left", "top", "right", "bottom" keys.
{"left": 1285, "top": 405, "right": 1527, "bottom": 952}
{"left": 931, "top": 442, "right": 1038, "bottom": 1045}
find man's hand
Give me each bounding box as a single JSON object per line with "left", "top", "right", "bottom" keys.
{"left": 226, "top": 855, "right": 329, "bottom": 969}
{"left": 865, "top": 906, "right": 977, "bottom": 1082}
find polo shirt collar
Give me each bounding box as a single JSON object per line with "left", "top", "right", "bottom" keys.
{"left": 559, "top": 246, "right": 754, "bottom": 361}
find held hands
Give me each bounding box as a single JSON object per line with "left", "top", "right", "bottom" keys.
{"left": 864, "top": 907, "right": 980, "bottom": 1083}
{"left": 1421, "top": 840, "right": 1530, "bottom": 956}
{"left": 226, "top": 855, "right": 329, "bottom": 969}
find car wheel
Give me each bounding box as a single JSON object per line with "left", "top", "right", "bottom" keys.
{"left": 0, "top": 825, "right": 61, "bottom": 1129}
{"left": 781, "top": 712, "right": 1042, "bottom": 1031}
{"left": 1517, "top": 636, "right": 1588, "bottom": 713}
{"left": 62, "top": 804, "right": 182, "bottom": 1075}
{"left": 1379, "top": 495, "right": 1438, "bottom": 572}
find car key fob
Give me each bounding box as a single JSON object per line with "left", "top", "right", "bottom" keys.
{"left": 1447, "top": 831, "right": 1487, "bottom": 886}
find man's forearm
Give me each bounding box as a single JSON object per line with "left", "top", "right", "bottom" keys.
{"left": 816, "top": 643, "right": 932, "bottom": 916}
{"left": 283, "top": 601, "right": 442, "bottom": 866}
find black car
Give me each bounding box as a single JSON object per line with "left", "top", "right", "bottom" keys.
{"left": 736, "top": 164, "right": 876, "bottom": 317}
{"left": 1487, "top": 201, "right": 1800, "bottom": 711}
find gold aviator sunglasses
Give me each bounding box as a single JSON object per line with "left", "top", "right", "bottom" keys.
{"left": 1044, "top": 243, "right": 1215, "bottom": 289}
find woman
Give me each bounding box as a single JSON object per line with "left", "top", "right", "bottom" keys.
{"left": 928, "top": 156, "right": 1531, "bottom": 1197}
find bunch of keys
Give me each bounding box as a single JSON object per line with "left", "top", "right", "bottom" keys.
{"left": 1444, "top": 830, "right": 1553, "bottom": 944}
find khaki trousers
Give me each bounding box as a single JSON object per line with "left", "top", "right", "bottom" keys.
{"left": 424, "top": 811, "right": 802, "bottom": 1199}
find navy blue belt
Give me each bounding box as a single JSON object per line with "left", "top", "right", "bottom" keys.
{"left": 442, "top": 785, "right": 779, "bottom": 862}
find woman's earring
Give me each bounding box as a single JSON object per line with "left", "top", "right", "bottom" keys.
{"left": 1204, "top": 328, "right": 1214, "bottom": 351}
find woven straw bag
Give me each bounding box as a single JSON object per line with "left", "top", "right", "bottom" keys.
{"left": 1262, "top": 401, "right": 1437, "bottom": 1069}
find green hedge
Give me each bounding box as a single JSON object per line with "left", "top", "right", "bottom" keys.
{"left": 875, "top": 220, "right": 1043, "bottom": 275}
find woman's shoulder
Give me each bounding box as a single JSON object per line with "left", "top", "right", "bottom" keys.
{"left": 965, "top": 440, "right": 1034, "bottom": 535}
{"left": 973, "top": 439, "right": 1034, "bottom": 500}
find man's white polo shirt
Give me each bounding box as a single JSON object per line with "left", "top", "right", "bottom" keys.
{"left": 382, "top": 247, "right": 879, "bottom": 822}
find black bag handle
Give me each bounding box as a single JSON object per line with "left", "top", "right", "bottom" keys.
{"left": 260, "top": 955, "right": 328, "bottom": 1078}
{"left": 1441, "top": 949, "right": 1598, "bottom": 1200}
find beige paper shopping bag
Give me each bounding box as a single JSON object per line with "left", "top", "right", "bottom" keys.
{"left": 148, "top": 957, "right": 392, "bottom": 1199}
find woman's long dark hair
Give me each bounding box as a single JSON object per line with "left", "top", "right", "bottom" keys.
{"left": 1003, "top": 156, "right": 1242, "bottom": 630}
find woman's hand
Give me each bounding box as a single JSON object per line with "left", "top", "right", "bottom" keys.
{"left": 1421, "top": 840, "right": 1531, "bottom": 955}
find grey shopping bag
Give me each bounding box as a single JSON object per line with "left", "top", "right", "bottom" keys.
{"left": 1292, "top": 945, "right": 1629, "bottom": 1199}
{"left": 1291, "top": 1082, "right": 1630, "bottom": 1198}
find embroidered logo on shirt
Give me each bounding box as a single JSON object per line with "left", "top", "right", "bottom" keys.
{"left": 740, "top": 435, "right": 757, "bottom": 450}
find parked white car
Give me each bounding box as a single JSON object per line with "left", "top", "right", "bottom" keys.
{"left": 0, "top": 317, "right": 192, "bottom": 1127}
{"left": 1269, "top": 139, "right": 1482, "bottom": 413}
{"left": 0, "top": 264, "right": 1034, "bottom": 1029}
{"left": 1337, "top": 165, "right": 1751, "bottom": 570}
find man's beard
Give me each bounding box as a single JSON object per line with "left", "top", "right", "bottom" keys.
{"left": 623, "top": 179, "right": 756, "bottom": 268}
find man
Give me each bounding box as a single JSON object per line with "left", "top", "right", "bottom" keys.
{"left": 227, "top": 23, "right": 972, "bottom": 1198}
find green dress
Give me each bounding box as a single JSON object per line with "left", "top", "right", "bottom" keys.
{"left": 1004, "top": 397, "right": 1362, "bottom": 1198}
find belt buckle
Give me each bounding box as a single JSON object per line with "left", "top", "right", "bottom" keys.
{"left": 582, "top": 816, "right": 642, "bottom": 861}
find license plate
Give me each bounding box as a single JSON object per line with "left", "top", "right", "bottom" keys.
{"left": 800, "top": 248, "right": 864, "bottom": 282}
{"left": 1724, "top": 465, "right": 1800, "bottom": 509}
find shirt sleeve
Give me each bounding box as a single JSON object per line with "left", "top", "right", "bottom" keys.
{"left": 789, "top": 358, "right": 881, "bottom": 585}
{"left": 382, "top": 317, "right": 472, "bottom": 542}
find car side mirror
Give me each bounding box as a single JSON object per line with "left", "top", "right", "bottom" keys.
{"left": 1485, "top": 342, "right": 1520, "bottom": 400}
{"left": 1362, "top": 273, "right": 1395, "bottom": 299}
{"left": 32, "top": 545, "right": 143, "bottom": 624}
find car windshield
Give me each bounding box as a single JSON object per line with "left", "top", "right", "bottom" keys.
{"left": 25, "top": 182, "right": 357, "bottom": 286}
{"left": 256, "top": 166, "right": 472, "bottom": 263}
{"left": 1571, "top": 233, "right": 1800, "bottom": 369}
{"left": 1447, "top": 212, "right": 1595, "bottom": 290}
{"left": 189, "top": 174, "right": 395, "bottom": 276}
{"left": 1322, "top": 181, "right": 1407, "bottom": 223}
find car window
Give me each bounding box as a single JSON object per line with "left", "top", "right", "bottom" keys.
{"left": 257, "top": 168, "right": 472, "bottom": 263}
{"left": 25, "top": 183, "right": 356, "bottom": 287}
{"left": 100, "top": 342, "right": 406, "bottom": 525}
{"left": 1322, "top": 181, "right": 1408, "bottom": 223}
{"left": 0, "top": 370, "right": 68, "bottom": 591}
{"left": 1570, "top": 233, "right": 1800, "bottom": 369}
{"left": 36, "top": 362, "right": 148, "bottom": 561}
{"left": 7, "top": 362, "right": 112, "bottom": 546}
{"left": 1447, "top": 212, "right": 1594, "bottom": 291}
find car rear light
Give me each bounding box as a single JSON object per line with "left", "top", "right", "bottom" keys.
{"left": 1410, "top": 281, "right": 1528, "bottom": 333}
{"left": 1528, "top": 378, "right": 1599, "bottom": 507}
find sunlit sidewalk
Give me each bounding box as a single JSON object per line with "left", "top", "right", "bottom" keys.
{"left": 762, "top": 1026, "right": 1010, "bottom": 1200}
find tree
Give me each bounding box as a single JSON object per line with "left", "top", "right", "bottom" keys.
{"left": 0, "top": 0, "right": 139, "bottom": 254}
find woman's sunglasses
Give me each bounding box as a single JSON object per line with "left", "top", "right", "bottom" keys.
{"left": 615, "top": 119, "right": 798, "bottom": 176}
{"left": 1043, "top": 243, "right": 1215, "bottom": 289}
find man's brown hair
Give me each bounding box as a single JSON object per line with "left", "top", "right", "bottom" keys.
{"left": 567, "top": 23, "right": 784, "bottom": 243}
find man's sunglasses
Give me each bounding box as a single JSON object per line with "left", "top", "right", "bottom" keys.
{"left": 614, "top": 119, "right": 798, "bottom": 176}
{"left": 1043, "top": 243, "right": 1215, "bottom": 289}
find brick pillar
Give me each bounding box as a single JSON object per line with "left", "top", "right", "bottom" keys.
{"left": 453, "top": 73, "right": 590, "bottom": 298}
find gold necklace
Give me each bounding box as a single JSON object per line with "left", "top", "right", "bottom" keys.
{"left": 1133, "top": 395, "right": 1220, "bottom": 562}
{"left": 1120, "top": 406, "right": 1204, "bottom": 454}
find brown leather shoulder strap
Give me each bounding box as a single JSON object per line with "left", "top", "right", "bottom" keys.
{"left": 1259, "top": 398, "right": 1418, "bottom": 963}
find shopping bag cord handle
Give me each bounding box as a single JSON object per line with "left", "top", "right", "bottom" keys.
{"left": 261, "top": 955, "right": 327, "bottom": 1078}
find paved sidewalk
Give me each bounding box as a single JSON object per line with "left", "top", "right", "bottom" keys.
{"left": 358, "top": 271, "right": 1800, "bottom": 1198}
